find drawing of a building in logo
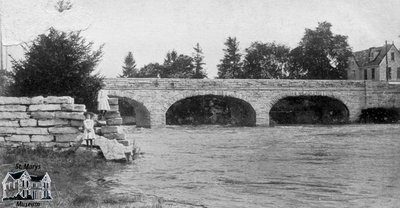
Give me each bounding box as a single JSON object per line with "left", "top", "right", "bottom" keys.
{"left": 2, "top": 170, "right": 52, "bottom": 201}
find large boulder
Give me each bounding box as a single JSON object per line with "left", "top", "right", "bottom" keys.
{"left": 95, "top": 136, "right": 132, "bottom": 161}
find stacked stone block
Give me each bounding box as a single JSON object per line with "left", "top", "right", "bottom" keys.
{"left": 0, "top": 96, "right": 86, "bottom": 150}
{"left": 105, "top": 98, "right": 123, "bottom": 125}
{"left": 99, "top": 98, "right": 131, "bottom": 147}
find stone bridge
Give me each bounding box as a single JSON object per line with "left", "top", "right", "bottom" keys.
{"left": 103, "top": 78, "right": 400, "bottom": 128}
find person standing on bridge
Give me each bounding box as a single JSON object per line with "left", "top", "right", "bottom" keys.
{"left": 97, "top": 90, "right": 110, "bottom": 120}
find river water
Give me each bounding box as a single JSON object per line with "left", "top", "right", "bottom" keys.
{"left": 106, "top": 125, "right": 400, "bottom": 208}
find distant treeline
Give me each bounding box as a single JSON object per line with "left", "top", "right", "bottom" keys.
{"left": 119, "top": 21, "right": 352, "bottom": 80}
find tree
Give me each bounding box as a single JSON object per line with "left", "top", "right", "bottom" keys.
{"left": 163, "top": 51, "right": 195, "bottom": 78}
{"left": 55, "top": 0, "right": 73, "bottom": 13}
{"left": 136, "top": 63, "right": 163, "bottom": 78}
{"left": 286, "top": 46, "right": 308, "bottom": 79}
{"left": 0, "top": 69, "right": 13, "bottom": 96}
{"left": 11, "top": 28, "right": 104, "bottom": 111}
{"left": 242, "top": 42, "right": 290, "bottom": 79}
{"left": 119, "top": 51, "right": 138, "bottom": 78}
{"left": 192, "top": 43, "right": 207, "bottom": 78}
{"left": 217, "top": 37, "right": 243, "bottom": 79}
{"left": 288, "top": 21, "right": 352, "bottom": 79}
{"left": 135, "top": 50, "right": 200, "bottom": 78}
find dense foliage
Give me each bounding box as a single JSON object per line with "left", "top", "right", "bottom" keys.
{"left": 166, "top": 95, "right": 256, "bottom": 126}
{"left": 10, "top": 28, "right": 104, "bottom": 111}
{"left": 0, "top": 69, "right": 13, "bottom": 96}
{"left": 162, "top": 50, "right": 195, "bottom": 78}
{"left": 359, "top": 108, "right": 400, "bottom": 123}
{"left": 216, "top": 22, "right": 352, "bottom": 80}
{"left": 135, "top": 63, "right": 162, "bottom": 78}
{"left": 287, "top": 21, "right": 352, "bottom": 79}
{"left": 270, "top": 96, "right": 349, "bottom": 125}
{"left": 134, "top": 50, "right": 207, "bottom": 78}
{"left": 242, "top": 42, "right": 290, "bottom": 79}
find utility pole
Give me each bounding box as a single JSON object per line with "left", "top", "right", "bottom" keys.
{"left": 0, "top": 10, "right": 3, "bottom": 71}
{"left": 385, "top": 40, "right": 389, "bottom": 81}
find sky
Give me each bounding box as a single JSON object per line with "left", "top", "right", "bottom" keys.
{"left": 1, "top": 0, "right": 400, "bottom": 78}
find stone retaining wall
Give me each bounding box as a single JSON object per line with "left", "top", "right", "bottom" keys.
{"left": 0, "top": 96, "right": 86, "bottom": 150}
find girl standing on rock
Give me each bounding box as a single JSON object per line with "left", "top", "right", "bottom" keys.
{"left": 83, "top": 113, "right": 96, "bottom": 149}
{"left": 97, "top": 89, "right": 110, "bottom": 120}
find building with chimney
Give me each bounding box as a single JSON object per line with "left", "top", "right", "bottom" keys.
{"left": 346, "top": 44, "right": 400, "bottom": 81}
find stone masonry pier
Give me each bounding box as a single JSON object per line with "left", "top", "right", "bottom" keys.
{"left": 104, "top": 78, "right": 400, "bottom": 128}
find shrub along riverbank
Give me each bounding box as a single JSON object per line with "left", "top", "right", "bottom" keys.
{"left": 0, "top": 146, "right": 162, "bottom": 208}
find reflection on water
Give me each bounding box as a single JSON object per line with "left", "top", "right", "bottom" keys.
{"left": 105, "top": 125, "right": 400, "bottom": 208}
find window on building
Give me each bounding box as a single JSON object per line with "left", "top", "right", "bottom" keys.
{"left": 370, "top": 51, "right": 375, "bottom": 61}
{"left": 397, "top": 67, "right": 400, "bottom": 79}
{"left": 352, "top": 70, "right": 356, "bottom": 79}
{"left": 391, "top": 52, "right": 395, "bottom": 61}
{"left": 387, "top": 67, "right": 392, "bottom": 80}
{"left": 364, "top": 69, "right": 368, "bottom": 80}
{"left": 371, "top": 68, "right": 375, "bottom": 80}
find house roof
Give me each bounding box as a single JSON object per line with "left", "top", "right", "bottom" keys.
{"left": 30, "top": 174, "right": 46, "bottom": 182}
{"left": 9, "top": 170, "right": 27, "bottom": 180}
{"left": 353, "top": 44, "right": 395, "bottom": 67}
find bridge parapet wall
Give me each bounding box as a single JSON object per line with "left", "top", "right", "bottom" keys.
{"left": 104, "top": 78, "right": 367, "bottom": 91}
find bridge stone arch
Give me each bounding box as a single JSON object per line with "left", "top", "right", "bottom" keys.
{"left": 266, "top": 91, "right": 360, "bottom": 123}
{"left": 160, "top": 90, "right": 261, "bottom": 126}
{"left": 106, "top": 90, "right": 151, "bottom": 128}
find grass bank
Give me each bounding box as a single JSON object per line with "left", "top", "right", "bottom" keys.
{"left": 0, "top": 146, "right": 162, "bottom": 208}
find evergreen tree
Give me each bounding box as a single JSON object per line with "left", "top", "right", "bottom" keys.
{"left": 192, "top": 43, "right": 207, "bottom": 78}
{"left": 217, "top": 37, "right": 243, "bottom": 79}
{"left": 119, "top": 51, "right": 138, "bottom": 78}
{"left": 11, "top": 28, "right": 104, "bottom": 111}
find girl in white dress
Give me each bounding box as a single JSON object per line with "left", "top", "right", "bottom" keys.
{"left": 83, "top": 113, "right": 96, "bottom": 149}
{"left": 97, "top": 90, "right": 110, "bottom": 120}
